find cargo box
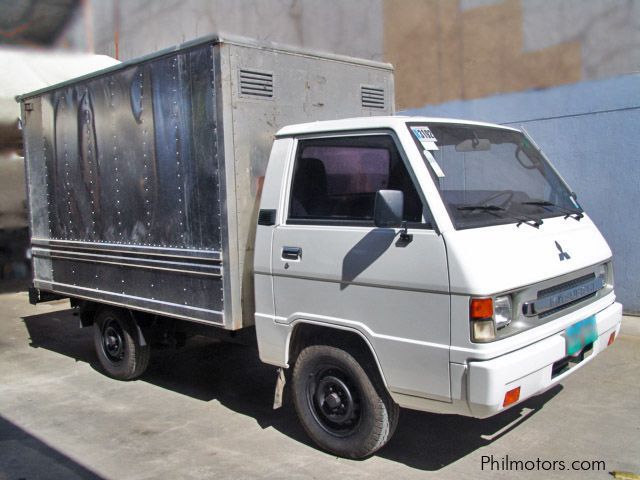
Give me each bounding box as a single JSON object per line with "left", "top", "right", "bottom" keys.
{"left": 18, "top": 35, "right": 394, "bottom": 329}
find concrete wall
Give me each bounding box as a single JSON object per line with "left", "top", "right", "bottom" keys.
{"left": 58, "top": 0, "right": 384, "bottom": 62}
{"left": 0, "top": 153, "right": 26, "bottom": 230}
{"left": 405, "top": 74, "right": 640, "bottom": 313}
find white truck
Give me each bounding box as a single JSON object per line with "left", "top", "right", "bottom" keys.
{"left": 18, "top": 35, "right": 622, "bottom": 458}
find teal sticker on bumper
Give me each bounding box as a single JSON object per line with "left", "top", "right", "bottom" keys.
{"left": 566, "top": 315, "right": 598, "bottom": 356}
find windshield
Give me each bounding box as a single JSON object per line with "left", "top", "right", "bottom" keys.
{"left": 408, "top": 123, "right": 582, "bottom": 229}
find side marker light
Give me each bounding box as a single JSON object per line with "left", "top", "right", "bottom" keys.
{"left": 503, "top": 386, "right": 521, "bottom": 407}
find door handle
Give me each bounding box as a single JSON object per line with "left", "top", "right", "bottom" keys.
{"left": 282, "top": 246, "right": 302, "bottom": 261}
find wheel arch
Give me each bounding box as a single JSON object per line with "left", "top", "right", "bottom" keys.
{"left": 287, "top": 320, "right": 390, "bottom": 390}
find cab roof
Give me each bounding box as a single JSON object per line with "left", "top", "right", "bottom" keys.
{"left": 275, "top": 115, "right": 520, "bottom": 137}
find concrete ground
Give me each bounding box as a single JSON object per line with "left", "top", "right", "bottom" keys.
{"left": 0, "top": 288, "right": 638, "bottom": 480}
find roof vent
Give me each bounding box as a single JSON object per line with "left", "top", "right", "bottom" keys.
{"left": 361, "top": 85, "right": 385, "bottom": 109}
{"left": 239, "top": 69, "right": 274, "bottom": 98}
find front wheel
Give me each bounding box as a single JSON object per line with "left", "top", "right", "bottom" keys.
{"left": 292, "top": 345, "right": 399, "bottom": 458}
{"left": 93, "top": 308, "right": 150, "bottom": 380}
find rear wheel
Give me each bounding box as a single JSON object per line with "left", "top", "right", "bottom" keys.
{"left": 292, "top": 345, "right": 399, "bottom": 458}
{"left": 93, "top": 308, "right": 150, "bottom": 380}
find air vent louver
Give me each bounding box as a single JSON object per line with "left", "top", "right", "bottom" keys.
{"left": 361, "top": 85, "right": 385, "bottom": 109}
{"left": 239, "top": 69, "right": 274, "bottom": 98}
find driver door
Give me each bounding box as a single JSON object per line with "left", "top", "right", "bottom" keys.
{"left": 271, "top": 131, "right": 452, "bottom": 402}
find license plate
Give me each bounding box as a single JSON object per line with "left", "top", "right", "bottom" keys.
{"left": 565, "top": 315, "right": 598, "bottom": 356}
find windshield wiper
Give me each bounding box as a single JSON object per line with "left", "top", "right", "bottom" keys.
{"left": 457, "top": 205, "right": 543, "bottom": 229}
{"left": 520, "top": 200, "right": 584, "bottom": 221}
{"left": 457, "top": 205, "right": 504, "bottom": 212}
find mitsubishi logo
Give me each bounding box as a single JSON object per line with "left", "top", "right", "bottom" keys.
{"left": 555, "top": 241, "right": 571, "bottom": 261}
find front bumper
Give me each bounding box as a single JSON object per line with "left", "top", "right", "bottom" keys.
{"left": 467, "top": 301, "right": 622, "bottom": 418}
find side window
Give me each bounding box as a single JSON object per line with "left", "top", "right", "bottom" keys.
{"left": 288, "top": 135, "right": 427, "bottom": 225}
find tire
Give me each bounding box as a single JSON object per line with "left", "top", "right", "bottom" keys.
{"left": 93, "top": 308, "right": 150, "bottom": 380}
{"left": 292, "top": 345, "right": 399, "bottom": 459}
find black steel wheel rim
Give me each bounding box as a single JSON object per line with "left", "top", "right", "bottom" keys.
{"left": 306, "top": 364, "right": 362, "bottom": 437}
{"left": 101, "top": 318, "right": 125, "bottom": 364}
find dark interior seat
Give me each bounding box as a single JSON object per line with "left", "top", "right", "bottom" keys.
{"left": 290, "top": 157, "right": 331, "bottom": 217}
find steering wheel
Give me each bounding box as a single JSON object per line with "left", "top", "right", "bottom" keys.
{"left": 477, "top": 189, "right": 514, "bottom": 209}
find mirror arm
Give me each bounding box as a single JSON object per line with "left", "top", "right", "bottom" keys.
{"left": 399, "top": 221, "right": 413, "bottom": 243}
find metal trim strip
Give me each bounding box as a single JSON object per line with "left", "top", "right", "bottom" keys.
{"left": 32, "top": 248, "right": 223, "bottom": 277}
{"left": 31, "top": 237, "right": 221, "bottom": 261}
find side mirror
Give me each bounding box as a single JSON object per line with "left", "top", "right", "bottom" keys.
{"left": 374, "top": 190, "right": 404, "bottom": 228}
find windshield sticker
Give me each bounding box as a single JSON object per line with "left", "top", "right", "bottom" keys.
{"left": 411, "top": 126, "right": 439, "bottom": 150}
{"left": 423, "top": 150, "right": 445, "bottom": 178}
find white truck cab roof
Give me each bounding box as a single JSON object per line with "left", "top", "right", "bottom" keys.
{"left": 275, "top": 115, "right": 520, "bottom": 137}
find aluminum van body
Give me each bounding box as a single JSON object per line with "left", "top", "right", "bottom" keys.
{"left": 18, "top": 35, "right": 394, "bottom": 330}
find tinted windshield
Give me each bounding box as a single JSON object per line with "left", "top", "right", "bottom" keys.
{"left": 408, "top": 123, "right": 582, "bottom": 229}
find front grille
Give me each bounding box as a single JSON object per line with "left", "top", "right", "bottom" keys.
{"left": 537, "top": 273, "right": 595, "bottom": 298}
{"left": 522, "top": 272, "right": 603, "bottom": 319}
{"left": 538, "top": 292, "right": 597, "bottom": 319}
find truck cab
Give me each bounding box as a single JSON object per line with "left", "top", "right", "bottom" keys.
{"left": 254, "top": 115, "right": 622, "bottom": 457}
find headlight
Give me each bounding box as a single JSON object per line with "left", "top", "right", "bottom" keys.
{"left": 470, "top": 295, "right": 512, "bottom": 342}
{"left": 494, "top": 295, "right": 512, "bottom": 330}
{"left": 596, "top": 262, "right": 612, "bottom": 289}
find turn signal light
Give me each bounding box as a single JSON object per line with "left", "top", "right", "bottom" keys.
{"left": 608, "top": 332, "right": 616, "bottom": 346}
{"left": 503, "top": 387, "right": 521, "bottom": 407}
{"left": 470, "top": 298, "right": 493, "bottom": 319}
